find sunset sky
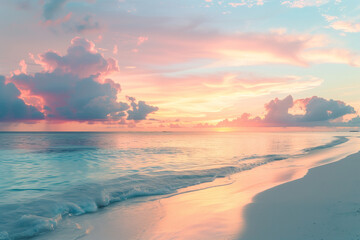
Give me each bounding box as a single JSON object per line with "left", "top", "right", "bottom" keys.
{"left": 1, "top": 0, "right": 360, "bottom": 131}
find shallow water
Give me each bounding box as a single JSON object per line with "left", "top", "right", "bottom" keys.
{"left": 0, "top": 131, "right": 351, "bottom": 239}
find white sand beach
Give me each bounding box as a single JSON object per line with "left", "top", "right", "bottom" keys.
{"left": 239, "top": 150, "right": 360, "bottom": 240}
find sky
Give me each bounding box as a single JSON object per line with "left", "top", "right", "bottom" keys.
{"left": 0, "top": 0, "right": 360, "bottom": 131}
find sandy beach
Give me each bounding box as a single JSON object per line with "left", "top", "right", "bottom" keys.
{"left": 240, "top": 150, "right": 360, "bottom": 240}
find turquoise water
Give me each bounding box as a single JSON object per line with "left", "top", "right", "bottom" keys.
{"left": 0, "top": 132, "right": 347, "bottom": 239}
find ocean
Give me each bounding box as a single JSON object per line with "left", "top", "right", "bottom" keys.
{"left": 0, "top": 131, "right": 352, "bottom": 239}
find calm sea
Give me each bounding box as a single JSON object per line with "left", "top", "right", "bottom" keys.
{"left": 0, "top": 132, "right": 349, "bottom": 239}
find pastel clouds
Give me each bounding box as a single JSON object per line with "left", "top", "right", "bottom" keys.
{"left": 137, "top": 36, "right": 149, "bottom": 46}
{"left": 127, "top": 97, "right": 159, "bottom": 121}
{"left": 302, "top": 48, "right": 360, "bottom": 67}
{"left": 126, "top": 31, "right": 317, "bottom": 68}
{"left": 217, "top": 95, "right": 356, "bottom": 127}
{"left": 118, "top": 27, "right": 360, "bottom": 70}
{"left": 330, "top": 20, "right": 360, "bottom": 33}
{"left": 13, "top": 60, "right": 27, "bottom": 75}
{"left": 228, "top": 0, "right": 264, "bottom": 8}
{"left": 11, "top": 72, "right": 128, "bottom": 121}
{"left": 8, "top": 38, "right": 158, "bottom": 123}
{"left": 281, "top": 0, "right": 330, "bottom": 8}
{"left": 33, "top": 37, "right": 119, "bottom": 78}
{"left": 0, "top": 76, "right": 44, "bottom": 121}
{"left": 264, "top": 95, "right": 355, "bottom": 124}
{"left": 322, "top": 14, "right": 360, "bottom": 33}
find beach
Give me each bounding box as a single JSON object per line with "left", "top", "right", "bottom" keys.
{"left": 240, "top": 150, "right": 360, "bottom": 240}
{"left": 33, "top": 133, "right": 360, "bottom": 240}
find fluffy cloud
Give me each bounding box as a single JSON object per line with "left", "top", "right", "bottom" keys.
{"left": 281, "top": 0, "right": 330, "bottom": 8}
{"left": 265, "top": 95, "right": 355, "bottom": 125}
{"left": 296, "top": 96, "right": 355, "bottom": 122}
{"left": 0, "top": 76, "right": 44, "bottom": 121}
{"left": 330, "top": 20, "right": 360, "bottom": 33}
{"left": 217, "top": 95, "right": 355, "bottom": 127}
{"left": 127, "top": 97, "right": 159, "bottom": 121}
{"left": 322, "top": 14, "right": 360, "bottom": 33}
{"left": 9, "top": 38, "right": 157, "bottom": 122}
{"left": 12, "top": 72, "right": 128, "bottom": 121}
{"left": 228, "top": 0, "right": 264, "bottom": 8}
{"left": 35, "top": 37, "right": 118, "bottom": 78}
{"left": 264, "top": 95, "right": 295, "bottom": 124}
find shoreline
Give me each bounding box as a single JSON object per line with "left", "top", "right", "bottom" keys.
{"left": 36, "top": 135, "right": 360, "bottom": 240}
{"left": 239, "top": 150, "right": 360, "bottom": 240}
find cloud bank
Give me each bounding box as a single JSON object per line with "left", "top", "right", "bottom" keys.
{"left": 217, "top": 95, "right": 356, "bottom": 127}
{"left": 7, "top": 38, "right": 158, "bottom": 123}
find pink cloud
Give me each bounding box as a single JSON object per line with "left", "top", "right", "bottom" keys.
{"left": 303, "top": 48, "right": 360, "bottom": 66}
{"left": 33, "top": 37, "right": 119, "bottom": 78}
{"left": 114, "top": 28, "right": 360, "bottom": 69}
{"left": 9, "top": 37, "right": 158, "bottom": 123}
{"left": 137, "top": 36, "right": 149, "bottom": 46}
{"left": 228, "top": 0, "right": 264, "bottom": 8}
{"left": 281, "top": 0, "right": 330, "bottom": 8}
{"left": 128, "top": 31, "right": 320, "bottom": 67}
{"left": 113, "top": 45, "right": 118, "bottom": 55}
{"left": 13, "top": 59, "right": 27, "bottom": 75}
{"left": 330, "top": 20, "right": 360, "bottom": 33}
{"left": 217, "top": 113, "right": 262, "bottom": 127}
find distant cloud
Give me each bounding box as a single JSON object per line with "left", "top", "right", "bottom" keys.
{"left": 113, "top": 45, "right": 118, "bottom": 55}
{"left": 281, "top": 0, "right": 330, "bottom": 8}
{"left": 38, "top": 0, "right": 102, "bottom": 34}
{"left": 294, "top": 96, "right": 355, "bottom": 122}
{"left": 322, "top": 13, "right": 360, "bottom": 34}
{"left": 43, "top": 0, "right": 68, "bottom": 20}
{"left": 228, "top": 0, "right": 264, "bottom": 8}
{"left": 0, "top": 76, "right": 44, "bottom": 121}
{"left": 64, "top": 15, "right": 102, "bottom": 33}
{"left": 127, "top": 97, "right": 159, "bottom": 121}
{"left": 264, "top": 95, "right": 355, "bottom": 125}
{"left": 322, "top": 14, "right": 338, "bottom": 22}
{"left": 217, "top": 95, "right": 356, "bottom": 127}
{"left": 347, "top": 116, "right": 360, "bottom": 126}
{"left": 137, "top": 36, "right": 149, "bottom": 46}
{"left": 217, "top": 113, "right": 262, "bottom": 127}
{"left": 330, "top": 20, "right": 360, "bottom": 33}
